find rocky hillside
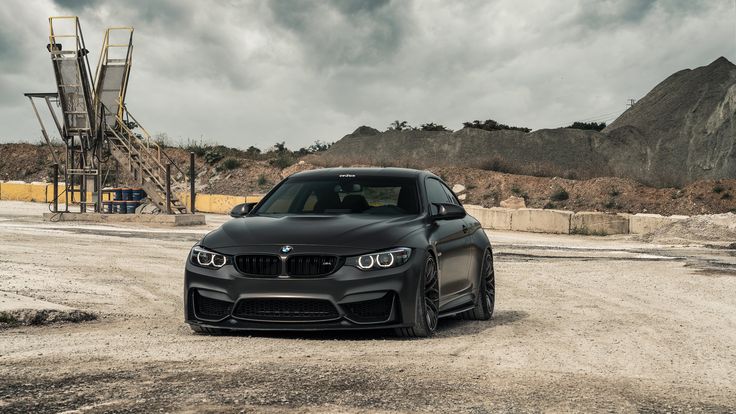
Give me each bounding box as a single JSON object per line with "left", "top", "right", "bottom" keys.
{"left": 309, "top": 57, "right": 736, "bottom": 188}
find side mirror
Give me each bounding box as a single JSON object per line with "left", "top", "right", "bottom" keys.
{"left": 431, "top": 203, "right": 466, "bottom": 220}
{"left": 230, "top": 202, "right": 257, "bottom": 218}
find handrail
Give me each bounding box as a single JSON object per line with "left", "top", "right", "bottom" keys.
{"left": 122, "top": 107, "right": 189, "bottom": 180}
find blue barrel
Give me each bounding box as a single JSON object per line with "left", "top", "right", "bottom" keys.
{"left": 131, "top": 188, "right": 145, "bottom": 201}
{"left": 112, "top": 188, "right": 124, "bottom": 201}
{"left": 115, "top": 201, "right": 127, "bottom": 214}
{"left": 126, "top": 201, "right": 140, "bottom": 214}
{"left": 103, "top": 201, "right": 114, "bottom": 214}
{"left": 121, "top": 188, "right": 133, "bottom": 201}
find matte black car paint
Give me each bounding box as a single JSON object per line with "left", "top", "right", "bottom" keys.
{"left": 184, "top": 167, "right": 493, "bottom": 332}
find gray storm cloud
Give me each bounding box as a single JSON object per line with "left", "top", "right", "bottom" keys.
{"left": 1, "top": 0, "right": 733, "bottom": 149}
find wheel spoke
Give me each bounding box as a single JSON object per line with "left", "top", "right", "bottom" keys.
{"left": 423, "top": 256, "right": 440, "bottom": 331}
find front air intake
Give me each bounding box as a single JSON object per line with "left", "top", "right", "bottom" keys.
{"left": 286, "top": 255, "right": 339, "bottom": 277}
{"left": 235, "top": 255, "right": 281, "bottom": 276}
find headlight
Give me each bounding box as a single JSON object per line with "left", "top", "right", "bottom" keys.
{"left": 190, "top": 246, "right": 231, "bottom": 269}
{"left": 348, "top": 248, "right": 412, "bottom": 271}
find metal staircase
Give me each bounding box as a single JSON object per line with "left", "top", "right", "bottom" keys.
{"left": 92, "top": 26, "right": 189, "bottom": 213}
{"left": 105, "top": 108, "right": 189, "bottom": 214}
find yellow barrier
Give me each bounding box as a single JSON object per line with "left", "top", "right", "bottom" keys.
{"left": 0, "top": 182, "right": 34, "bottom": 202}
{"left": 1, "top": 181, "right": 264, "bottom": 215}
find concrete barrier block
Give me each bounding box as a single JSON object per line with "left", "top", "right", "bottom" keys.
{"left": 207, "top": 194, "right": 247, "bottom": 214}
{"left": 572, "top": 212, "right": 629, "bottom": 235}
{"left": 245, "top": 195, "right": 263, "bottom": 204}
{"left": 511, "top": 208, "right": 572, "bottom": 234}
{"left": 0, "top": 181, "right": 33, "bottom": 202}
{"left": 465, "top": 205, "right": 512, "bottom": 230}
{"left": 629, "top": 214, "right": 688, "bottom": 234}
{"left": 195, "top": 194, "right": 211, "bottom": 213}
{"left": 30, "top": 182, "right": 48, "bottom": 202}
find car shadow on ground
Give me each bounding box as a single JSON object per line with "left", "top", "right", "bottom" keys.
{"left": 204, "top": 309, "right": 528, "bottom": 341}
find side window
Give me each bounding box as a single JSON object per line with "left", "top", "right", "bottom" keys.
{"left": 441, "top": 184, "right": 460, "bottom": 206}
{"left": 426, "top": 178, "right": 450, "bottom": 215}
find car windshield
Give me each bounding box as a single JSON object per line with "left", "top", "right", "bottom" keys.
{"left": 254, "top": 176, "right": 420, "bottom": 215}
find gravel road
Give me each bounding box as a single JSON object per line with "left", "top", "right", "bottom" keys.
{"left": 0, "top": 201, "right": 734, "bottom": 413}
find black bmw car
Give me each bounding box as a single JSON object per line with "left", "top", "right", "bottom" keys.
{"left": 184, "top": 168, "right": 494, "bottom": 337}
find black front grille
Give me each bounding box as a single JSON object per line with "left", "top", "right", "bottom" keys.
{"left": 235, "top": 255, "right": 281, "bottom": 276}
{"left": 286, "top": 255, "right": 339, "bottom": 277}
{"left": 232, "top": 298, "right": 339, "bottom": 321}
{"left": 193, "top": 291, "right": 233, "bottom": 320}
{"left": 342, "top": 293, "right": 395, "bottom": 323}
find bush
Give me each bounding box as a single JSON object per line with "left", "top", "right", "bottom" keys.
{"left": 713, "top": 185, "right": 725, "bottom": 194}
{"left": 566, "top": 121, "right": 606, "bottom": 131}
{"left": 257, "top": 174, "right": 268, "bottom": 186}
{"left": 271, "top": 155, "right": 295, "bottom": 169}
{"left": 721, "top": 192, "right": 732, "bottom": 200}
{"left": 550, "top": 187, "right": 569, "bottom": 201}
{"left": 609, "top": 188, "right": 620, "bottom": 197}
{"left": 420, "top": 123, "right": 451, "bottom": 132}
{"left": 221, "top": 157, "right": 241, "bottom": 170}
{"left": 462, "top": 119, "right": 531, "bottom": 133}
{"left": 203, "top": 149, "right": 224, "bottom": 165}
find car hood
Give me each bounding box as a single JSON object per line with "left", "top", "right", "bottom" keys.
{"left": 201, "top": 214, "right": 425, "bottom": 253}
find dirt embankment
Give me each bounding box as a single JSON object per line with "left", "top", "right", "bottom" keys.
{"left": 3, "top": 144, "right": 735, "bottom": 215}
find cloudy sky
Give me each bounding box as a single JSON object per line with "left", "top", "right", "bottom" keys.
{"left": 1, "top": 0, "right": 734, "bottom": 149}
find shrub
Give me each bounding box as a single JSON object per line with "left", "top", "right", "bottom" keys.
{"left": 713, "top": 185, "right": 725, "bottom": 194}
{"left": 604, "top": 200, "right": 617, "bottom": 209}
{"left": 550, "top": 187, "right": 569, "bottom": 201}
{"left": 462, "top": 119, "right": 531, "bottom": 133}
{"left": 566, "top": 121, "right": 606, "bottom": 131}
{"left": 257, "top": 174, "right": 268, "bottom": 186}
{"left": 203, "top": 149, "right": 224, "bottom": 165}
{"left": 511, "top": 186, "right": 522, "bottom": 196}
{"left": 543, "top": 201, "right": 556, "bottom": 209}
{"left": 609, "top": 188, "right": 620, "bottom": 197}
{"left": 721, "top": 192, "right": 732, "bottom": 200}
{"left": 420, "top": 123, "right": 451, "bottom": 132}
{"left": 271, "top": 155, "right": 295, "bottom": 169}
{"left": 221, "top": 157, "right": 241, "bottom": 170}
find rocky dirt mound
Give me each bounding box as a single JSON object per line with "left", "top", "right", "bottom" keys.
{"left": 0, "top": 143, "right": 57, "bottom": 182}
{"left": 640, "top": 213, "right": 736, "bottom": 244}
{"left": 309, "top": 57, "right": 736, "bottom": 188}
{"left": 605, "top": 56, "right": 736, "bottom": 187}
{"left": 430, "top": 166, "right": 736, "bottom": 215}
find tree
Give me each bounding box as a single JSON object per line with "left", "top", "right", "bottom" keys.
{"left": 387, "top": 120, "right": 409, "bottom": 131}
{"left": 420, "top": 123, "right": 451, "bottom": 131}
{"left": 462, "top": 119, "right": 531, "bottom": 133}
{"left": 566, "top": 121, "right": 606, "bottom": 131}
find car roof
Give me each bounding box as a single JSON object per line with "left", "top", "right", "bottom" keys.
{"left": 290, "top": 167, "right": 437, "bottom": 180}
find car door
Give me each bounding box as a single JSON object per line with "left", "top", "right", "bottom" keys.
{"left": 425, "top": 178, "right": 470, "bottom": 305}
{"left": 439, "top": 182, "right": 474, "bottom": 296}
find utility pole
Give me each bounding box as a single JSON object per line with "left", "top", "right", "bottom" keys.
{"left": 627, "top": 98, "right": 637, "bottom": 108}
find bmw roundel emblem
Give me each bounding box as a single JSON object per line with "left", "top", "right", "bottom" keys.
{"left": 280, "top": 245, "right": 293, "bottom": 254}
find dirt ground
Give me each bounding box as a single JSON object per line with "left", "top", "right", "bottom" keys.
{"left": 0, "top": 201, "right": 735, "bottom": 413}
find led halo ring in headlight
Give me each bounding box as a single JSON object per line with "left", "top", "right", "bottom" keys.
{"left": 376, "top": 252, "right": 394, "bottom": 268}
{"left": 351, "top": 248, "right": 411, "bottom": 271}
{"left": 357, "top": 255, "right": 375, "bottom": 270}
{"left": 191, "top": 246, "right": 229, "bottom": 269}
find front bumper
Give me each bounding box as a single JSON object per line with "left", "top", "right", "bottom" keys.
{"left": 184, "top": 251, "right": 423, "bottom": 331}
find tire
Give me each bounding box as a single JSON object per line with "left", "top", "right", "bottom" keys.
{"left": 395, "top": 254, "right": 440, "bottom": 338}
{"left": 189, "top": 324, "right": 229, "bottom": 335}
{"left": 459, "top": 249, "right": 495, "bottom": 321}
